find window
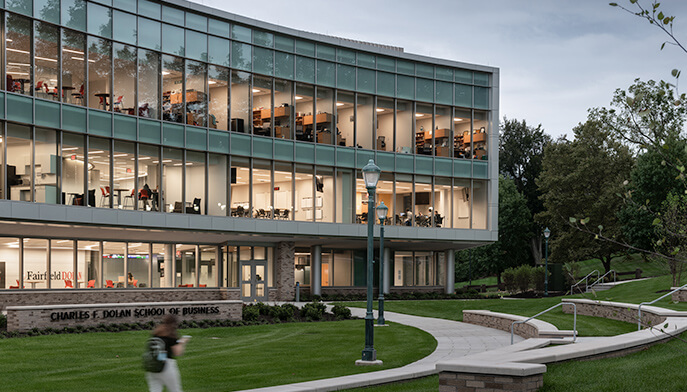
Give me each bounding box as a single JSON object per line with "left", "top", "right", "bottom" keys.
{"left": 128, "top": 242, "right": 149, "bottom": 288}
{"left": 394, "top": 174, "right": 413, "bottom": 226}
{"left": 162, "top": 55, "right": 183, "bottom": 123}
{"left": 6, "top": 124, "right": 32, "bottom": 202}
{"left": 454, "top": 108, "right": 471, "bottom": 159}
{"left": 62, "top": 29, "right": 86, "bottom": 106}
{"left": 113, "top": 43, "right": 136, "bottom": 116}
{"left": 273, "top": 79, "right": 292, "bottom": 139}
{"left": 0, "top": 238, "right": 20, "bottom": 289}
{"left": 61, "top": 133, "right": 85, "bottom": 206}
{"left": 473, "top": 110, "right": 488, "bottom": 160}
{"left": 78, "top": 240, "right": 101, "bottom": 288}
{"left": 161, "top": 147, "right": 183, "bottom": 213}
{"left": 473, "top": 180, "right": 488, "bottom": 230}
{"left": 336, "top": 91, "right": 354, "bottom": 148}
{"left": 34, "top": 22, "right": 59, "bottom": 101}
{"left": 208, "top": 153, "right": 227, "bottom": 216}
{"left": 138, "top": 48, "right": 160, "bottom": 119}
{"left": 137, "top": 144, "right": 160, "bottom": 212}
{"left": 102, "top": 241, "right": 125, "bottom": 288}
{"left": 316, "top": 166, "right": 334, "bottom": 222}
{"left": 6, "top": 14, "right": 33, "bottom": 95}
{"left": 87, "top": 36, "right": 112, "bottom": 111}
{"left": 208, "top": 65, "right": 229, "bottom": 131}
{"left": 434, "top": 177, "right": 451, "bottom": 228}
{"left": 453, "top": 178, "right": 470, "bottom": 229}
{"left": 294, "top": 84, "right": 314, "bottom": 143}
{"left": 294, "top": 164, "right": 313, "bottom": 222}
{"left": 185, "top": 151, "right": 205, "bottom": 215}
{"left": 88, "top": 137, "right": 111, "bottom": 208}
{"left": 88, "top": 2, "right": 112, "bottom": 38}
{"left": 113, "top": 141, "right": 135, "bottom": 209}
{"left": 252, "top": 159, "right": 272, "bottom": 219}
{"left": 376, "top": 98, "right": 393, "bottom": 152}
{"left": 230, "top": 71, "right": 250, "bottom": 133}
{"left": 230, "top": 156, "right": 250, "bottom": 217}
{"left": 336, "top": 168, "right": 354, "bottom": 224}
{"left": 315, "top": 87, "right": 334, "bottom": 145}
{"left": 186, "top": 60, "right": 208, "bottom": 127}
{"left": 273, "top": 162, "right": 293, "bottom": 220}
{"left": 356, "top": 94, "right": 373, "bottom": 149}
{"left": 162, "top": 24, "right": 184, "bottom": 57}
{"left": 415, "top": 104, "right": 432, "bottom": 155}
{"left": 435, "top": 106, "right": 451, "bottom": 158}
{"left": 252, "top": 76, "right": 273, "bottom": 137}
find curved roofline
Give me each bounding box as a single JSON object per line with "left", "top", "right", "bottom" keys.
{"left": 162, "top": 0, "right": 499, "bottom": 73}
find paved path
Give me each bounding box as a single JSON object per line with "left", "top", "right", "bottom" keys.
{"left": 236, "top": 307, "right": 520, "bottom": 392}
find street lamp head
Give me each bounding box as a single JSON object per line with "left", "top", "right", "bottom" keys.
{"left": 362, "top": 159, "right": 381, "bottom": 190}
{"left": 376, "top": 201, "right": 388, "bottom": 223}
{"left": 544, "top": 227, "right": 551, "bottom": 239}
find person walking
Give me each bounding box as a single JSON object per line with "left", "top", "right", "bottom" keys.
{"left": 145, "top": 314, "right": 189, "bottom": 392}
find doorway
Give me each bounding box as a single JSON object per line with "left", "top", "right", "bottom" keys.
{"left": 240, "top": 260, "right": 267, "bottom": 302}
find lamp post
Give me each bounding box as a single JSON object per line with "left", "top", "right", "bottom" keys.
{"left": 544, "top": 227, "right": 551, "bottom": 297}
{"left": 360, "top": 159, "right": 381, "bottom": 363}
{"left": 376, "top": 201, "right": 388, "bottom": 326}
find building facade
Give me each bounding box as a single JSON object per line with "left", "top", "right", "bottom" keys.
{"left": 0, "top": 0, "right": 498, "bottom": 302}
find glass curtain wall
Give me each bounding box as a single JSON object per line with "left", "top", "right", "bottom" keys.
{"left": 61, "top": 132, "right": 84, "bottom": 206}
{"left": 315, "top": 87, "right": 334, "bottom": 145}
{"left": 454, "top": 109, "right": 470, "bottom": 159}
{"left": 78, "top": 240, "right": 100, "bottom": 288}
{"left": 230, "top": 156, "right": 250, "bottom": 217}
{"left": 230, "top": 71, "right": 250, "bottom": 133}
{"left": 208, "top": 65, "right": 229, "bottom": 130}
{"left": 185, "top": 151, "right": 205, "bottom": 214}
{"left": 34, "top": 128, "right": 58, "bottom": 204}
{"left": 162, "top": 147, "right": 183, "bottom": 213}
{"left": 453, "top": 178, "right": 470, "bottom": 229}
{"left": 434, "top": 177, "right": 451, "bottom": 228}
{"left": 62, "top": 29, "right": 86, "bottom": 106}
{"left": 34, "top": 21, "right": 59, "bottom": 101}
{"left": 102, "top": 241, "right": 125, "bottom": 288}
{"left": 252, "top": 76, "right": 273, "bottom": 137}
{"left": 356, "top": 94, "right": 373, "bottom": 150}
{"left": 316, "top": 166, "right": 334, "bottom": 222}
{"left": 128, "top": 242, "right": 149, "bottom": 288}
{"left": 113, "top": 141, "right": 135, "bottom": 209}
{"left": 376, "top": 98, "right": 393, "bottom": 152}
{"left": 294, "top": 164, "right": 313, "bottom": 221}
{"left": 415, "top": 104, "right": 432, "bottom": 155}
{"left": 273, "top": 79, "right": 292, "bottom": 139}
{"left": 87, "top": 36, "right": 112, "bottom": 111}
{"left": 186, "top": 60, "right": 207, "bottom": 127}
{"left": 251, "top": 159, "right": 272, "bottom": 218}
{"left": 88, "top": 137, "right": 111, "bottom": 208}
{"left": 336, "top": 92, "right": 354, "bottom": 147}
{"left": 395, "top": 174, "right": 413, "bottom": 226}
{"left": 273, "top": 161, "right": 293, "bottom": 220}
{"left": 138, "top": 48, "right": 159, "bottom": 119}
{"left": 295, "top": 84, "right": 314, "bottom": 142}
{"left": 137, "top": 144, "right": 160, "bottom": 212}
{"left": 113, "top": 43, "right": 136, "bottom": 115}
{"left": 396, "top": 100, "right": 413, "bottom": 154}
{"left": 6, "top": 13, "right": 32, "bottom": 95}
{"left": 25, "top": 238, "right": 48, "bottom": 288}
{"left": 435, "top": 106, "right": 451, "bottom": 157}
{"left": 162, "top": 55, "right": 184, "bottom": 123}
{"left": 474, "top": 111, "right": 488, "bottom": 160}
{"left": 336, "top": 168, "right": 354, "bottom": 224}
{"left": 6, "top": 124, "right": 31, "bottom": 202}
{"left": 208, "top": 153, "right": 227, "bottom": 216}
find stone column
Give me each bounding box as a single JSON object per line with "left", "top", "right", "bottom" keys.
{"left": 445, "top": 249, "right": 455, "bottom": 294}
{"left": 311, "top": 245, "right": 322, "bottom": 297}
{"left": 164, "top": 244, "right": 174, "bottom": 288}
{"left": 276, "top": 241, "right": 295, "bottom": 301}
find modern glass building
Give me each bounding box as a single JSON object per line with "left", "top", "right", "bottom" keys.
{"left": 0, "top": 0, "right": 498, "bottom": 301}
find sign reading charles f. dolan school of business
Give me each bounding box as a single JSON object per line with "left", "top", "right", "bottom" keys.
{"left": 50, "top": 306, "right": 221, "bottom": 322}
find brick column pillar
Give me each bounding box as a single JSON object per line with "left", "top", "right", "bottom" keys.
{"left": 276, "top": 241, "right": 295, "bottom": 301}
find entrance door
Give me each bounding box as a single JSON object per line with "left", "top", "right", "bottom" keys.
{"left": 240, "top": 260, "right": 267, "bottom": 302}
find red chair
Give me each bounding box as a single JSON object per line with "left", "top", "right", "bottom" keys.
{"left": 123, "top": 189, "right": 135, "bottom": 208}
{"left": 99, "top": 187, "right": 110, "bottom": 207}
{"left": 132, "top": 279, "right": 138, "bottom": 287}
{"left": 199, "top": 284, "right": 207, "bottom": 287}
{"left": 64, "top": 279, "right": 73, "bottom": 288}
{"left": 9, "top": 279, "right": 20, "bottom": 289}
{"left": 87, "top": 279, "right": 95, "bottom": 288}
{"left": 105, "top": 280, "right": 114, "bottom": 288}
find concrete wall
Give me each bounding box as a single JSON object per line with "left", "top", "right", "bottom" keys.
{"left": 439, "top": 372, "right": 543, "bottom": 392}
{"left": 562, "top": 301, "right": 665, "bottom": 328}
{"left": 462, "top": 312, "right": 539, "bottom": 339}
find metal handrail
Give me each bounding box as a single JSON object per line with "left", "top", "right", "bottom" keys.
{"left": 637, "top": 282, "right": 687, "bottom": 331}
{"left": 589, "top": 270, "right": 616, "bottom": 289}
{"left": 510, "top": 302, "right": 577, "bottom": 344}
{"left": 570, "top": 270, "right": 600, "bottom": 295}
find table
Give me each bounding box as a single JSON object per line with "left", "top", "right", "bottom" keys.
{"left": 67, "top": 192, "right": 81, "bottom": 205}
{"left": 95, "top": 93, "right": 110, "bottom": 110}
{"left": 24, "top": 280, "right": 43, "bottom": 289}
{"left": 62, "top": 86, "right": 75, "bottom": 103}
{"left": 112, "top": 188, "right": 129, "bottom": 208}
{"left": 13, "top": 78, "right": 30, "bottom": 94}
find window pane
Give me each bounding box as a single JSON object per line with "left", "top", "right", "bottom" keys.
{"left": 51, "top": 240, "right": 76, "bottom": 290}
{"left": 162, "top": 24, "right": 185, "bottom": 56}
{"left": 473, "top": 180, "right": 487, "bottom": 229}
{"left": 230, "top": 157, "right": 250, "bottom": 216}
{"left": 34, "top": 21, "right": 59, "bottom": 101}
{"left": 416, "top": 78, "right": 433, "bottom": 102}
{"left": 208, "top": 36, "right": 230, "bottom": 67}
{"left": 377, "top": 56, "right": 395, "bottom": 72}
{"left": 7, "top": 0, "right": 32, "bottom": 16}
{"left": 337, "top": 49, "right": 355, "bottom": 65}
{"left": 232, "top": 42, "right": 251, "bottom": 71}
{"left": 162, "top": 55, "right": 183, "bottom": 123}
{"left": 316, "top": 60, "right": 335, "bottom": 88}
{"left": 186, "top": 60, "right": 207, "bottom": 127}
{"left": 474, "top": 110, "right": 489, "bottom": 160}
{"left": 315, "top": 87, "right": 334, "bottom": 145}
{"left": 414, "top": 176, "right": 432, "bottom": 227}
{"left": 209, "top": 18, "right": 230, "bottom": 37}
{"left": 356, "top": 94, "right": 373, "bottom": 149}
{"left": 415, "top": 104, "right": 432, "bottom": 155}
{"left": 35, "top": 0, "right": 58, "bottom": 24}
{"left": 454, "top": 108, "right": 470, "bottom": 160}
{"left": 162, "top": 147, "right": 182, "bottom": 213}
{"left": 186, "top": 30, "right": 207, "bottom": 62}
{"left": 336, "top": 91, "right": 354, "bottom": 148}
{"left": 474, "top": 87, "right": 489, "bottom": 109}
{"left": 435, "top": 177, "right": 451, "bottom": 227}
{"left": 295, "top": 56, "right": 314, "bottom": 83}
{"left": 61, "top": 132, "right": 84, "bottom": 205}
{"left": 138, "top": 17, "right": 161, "bottom": 51}
{"left": 200, "top": 246, "right": 216, "bottom": 287}
{"left": 138, "top": 0, "right": 160, "bottom": 19}
{"left": 138, "top": 144, "right": 160, "bottom": 212}
{"left": 295, "top": 83, "right": 313, "bottom": 142}
{"left": 274, "top": 51, "right": 293, "bottom": 79}
{"left": 435, "top": 106, "right": 451, "bottom": 157}
{"left": 377, "top": 72, "right": 394, "bottom": 97}
{"left": 436, "top": 81, "right": 452, "bottom": 105}
{"left": 397, "top": 75, "right": 414, "bottom": 100}
{"left": 138, "top": 48, "right": 160, "bottom": 119}
{"left": 455, "top": 84, "right": 471, "bottom": 107}
{"left": 208, "top": 153, "right": 227, "bottom": 216}
{"left": 455, "top": 69, "right": 472, "bottom": 84}
{"left": 253, "top": 46, "right": 273, "bottom": 76}
{"left": 376, "top": 98, "right": 393, "bottom": 152}
{"left": 113, "top": 141, "right": 135, "bottom": 209}
{"left": 336, "top": 168, "right": 353, "bottom": 223}
{"left": 88, "top": 2, "right": 112, "bottom": 38}
{"left": 113, "top": 43, "right": 136, "bottom": 116}
{"left": 274, "top": 79, "right": 292, "bottom": 139}
{"left": 102, "top": 242, "right": 125, "bottom": 287}
{"left": 252, "top": 76, "right": 273, "bottom": 137}
{"left": 396, "top": 100, "right": 413, "bottom": 154}
{"left": 275, "top": 36, "right": 294, "bottom": 52}
{"left": 78, "top": 240, "right": 101, "bottom": 288}
{"left": 397, "top": 60, "right": 414, "bottom": 75}
{"left": 317, "top": 166, "right": 334, "bottom": 222}
{"left": 6, "top": 124, "right": 31, "bottom": 202}
{"left": 113, "top": 10, "right": 137, "bottom": 45}
{"left": 453, "top": 178, "right": 470, "bottom": 228}
{"left": 336, "top": 64, "right": 355, "bottom": 91}
{"left": 62, "top": 0, "right": 86, "bottom": 31}
{"left": 162, "top": 6, "right": 184, "bottom": 26}
{"left": 88, "top": 36, "right": 112, "bottom": 111}
{"left": 25, "top": 239, "right": 49, "bottom": 288}
{"left": 128, "top": 243, "right": 149, "bottom": 288}
{"left": 436, "top": 67, "right": 453, "bottom": 81}
{"left": 231, "top": 71, "right": 250, "bottom": 133}
{"left": 474, "top": 72, "right": 489, "bottom": 86}
{"left": 186, "top": 151, "right": 205, "bottom": 214}
{"left": 6, "top": 13, "right": 33, "bottom": 96}
{"left": 357, "top": 68, "right": 375, "bottom": 94}
{"left": 185, "top": 12, "right": 207, "bottom": 32}
{"left": 294, "top": 164, "right": 313, "bottom": 222}
{"left": 316, "top": 44, "right": 335, "bottom": 61}
{"left": 232, "top": 25, "right": 251, "bottom": 43}
{"left": 253, "top": 30, "right": 273, "bottom": 47}
{"left": 357, "top": 53, "right": 375, "bottom": 68}
{"left": 62, "top": 29, "right": 86, "bottom": 106}
{"left": 416, "top": 64, "right": 434, "bottom": 78}
{"left": 295, "top": 40, "right": 314, "bottom": 57}
{"left": 208, "top": 65, "right": 229, "bottom": 131}
{"left": 88, "top": 136, "right": 111, "bottom": 207}
{"left": 252, "top": 159, "right": 271, "bottom": 218}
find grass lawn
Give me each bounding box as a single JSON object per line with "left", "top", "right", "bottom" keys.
{"left": 1, "top": 320, "right": 435, "bottom": 392}
{"left": 576, "top": 253, "right": 670, "bottom": 278}
{"left": 455, "top": 276, "right": 498, "bottom": 288}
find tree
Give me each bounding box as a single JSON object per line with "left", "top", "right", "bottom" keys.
{"left": 655, "top": 192, "right": 687, "bottom": 286}
{"left": 499, "top": 118, "right": 552, "bottom": 264}
{"left": 455, "top": 176, "right": 532, "bottom": 283}
{"left": 536, "top": 118, "right": 634, "bottom": 273}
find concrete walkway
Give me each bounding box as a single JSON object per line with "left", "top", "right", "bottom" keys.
{"left": 236, "top": 307, "right": 520, "bottom": 392}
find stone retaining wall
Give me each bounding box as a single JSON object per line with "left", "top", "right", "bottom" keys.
{"left": 463, "top": 311, "right": 539, "bottom": 339}
{"left": 671, "top": 288, "right": 687, "bottom": 302}
{"left": 439, "top": 372, "right": 543, "bottom": 392}
{"left": 7, "top": 300, "right": 242, "bottom": 332}
{"left": 0, "top": 288, "right": 240, "bottom": 311}
{"left": 561, "top": 300, "right": 665, "bottom": 327}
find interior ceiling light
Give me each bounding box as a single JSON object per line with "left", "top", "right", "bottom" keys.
{"left": 336, "top": 102, "right": 344, "bottom": 106}
{"left": 376, "top": 108, "right": 384, "bottom": 112}
{"left": 454, "top": 118, "right": 464, "bottom": 122}
{"left": 294, "top": 96, "right": 303, "bottom": 100}
{"left": 415, "top": 113, "right": 425, "bottom": 117}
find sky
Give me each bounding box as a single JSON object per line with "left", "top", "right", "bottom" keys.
{"left": 188, "top": 0, "right": 687, "bottom": 139}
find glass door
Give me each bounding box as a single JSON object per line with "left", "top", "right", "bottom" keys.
{"left": 240, "top": 260, "right": 267, "bottom": 302}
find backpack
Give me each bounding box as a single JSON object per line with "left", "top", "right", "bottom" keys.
{"left": 142, "top": 337, "right": 167, "bottom": 373}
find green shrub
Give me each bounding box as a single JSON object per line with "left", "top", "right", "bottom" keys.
{"left": 331, "top": 304, "right": 352, "bottom": 320}
{"left": 302, "top": 300, "right": 326, "bottom": 321}
{"left": 502, "top": 268, "right": 517, "bottom": 292}
{"left": 514, "top": 264, "right": 532, "bottom": 292}
{"left": 242, "top": 305, "right": 260, "bottom": 321}
{"left": 270, "top": 304, "right": 297, "bottom": 321}
{"left": 532, "top": 266, "right": 549, "bottom": 292}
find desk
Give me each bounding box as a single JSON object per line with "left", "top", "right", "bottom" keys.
{"left": 112, "top": 188, "right": 129, "bottom": 207}
{"left": 67, "top": 192, "right": 81, "bottom": 205}
{"left": 24, "top": 280, "right": 43, "bottom": 289}
{"left": 95, "top": 93, "right": 110, "bottom": 110}
{"left": 14, "top": 78, "right": 30, "bottom": 94}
